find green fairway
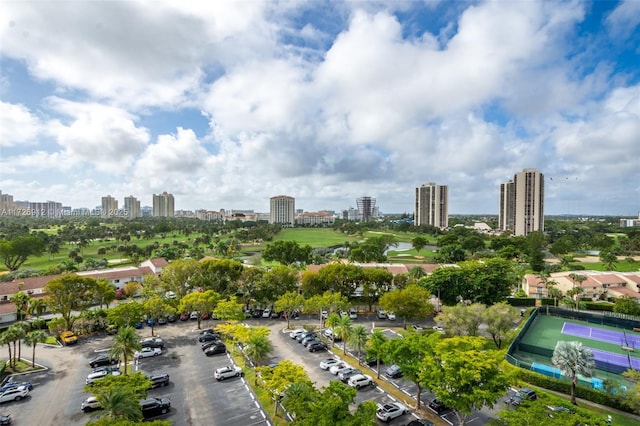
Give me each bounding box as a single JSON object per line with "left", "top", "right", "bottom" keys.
{"left": 273, "top": 228, "right": 360, "bottom": 247}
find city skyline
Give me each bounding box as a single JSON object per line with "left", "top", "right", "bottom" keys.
{"left": 1, "top": 1, "right": 638, "bottom": 216}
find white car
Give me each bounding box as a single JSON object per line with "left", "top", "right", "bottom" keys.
{"left": 349, "top": 308, "right": 358, "bottom": 319}
{"left": 347, "top": 374, "right": 374, "bottom": 389}
{"left": 0, "top": 386, "right": 29, "bottom": 403}
{"left": 214, "top": 365, "right": 243, "bottom": 381}
{"left": 321, "top": 310, "right": 329, "bottom": 319}
{"left": 190, "top": 311, "right": 199, "bottom": 320}
{"left": 386, "top": 312, "right": 396, "bottom": 320}
{"left": 433, "top": 325, "right": 445, "bottom": 333}
{"left": 376, "top": 402, "right": 409, "bottom": 422}
{"left": 262, "top": 309, "right": 271, "bottom": 318}
{"left": 81, "top": 395, "right": 102, "bottom": 412}
{"left": 289, "top": 329, "right": 306, "bottom": 339}
{"left": 86, "top": 369, "right": 121, "bottom": 385}
{"left": 319, "top": 358, "right": 341, "bottom": 370}
{"left": 340, "top": 311, "right": 349, "bottom": 318}
{"left": 329, "top": 362, "right": 349, "bottom": 375}
{"left": 134, "top": 347, "right": 162, "bottom": 359}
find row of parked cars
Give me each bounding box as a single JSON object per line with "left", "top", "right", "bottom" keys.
{"left": 289, "top": 329, "right": 328, "bottom": 352}
{"left": 198, "top": 329, "right": 228, "bottom": 356}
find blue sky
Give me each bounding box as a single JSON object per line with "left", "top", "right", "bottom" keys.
{"left": 1, "top": 0, "right": 638, "bottom": 216}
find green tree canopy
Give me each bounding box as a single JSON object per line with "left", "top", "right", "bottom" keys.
{"left": 107, "top": 301, "right": 146, "bottom": 329}
{"left": 262, "top": 240, "right": 312, "bottom": 265}
{"left": 179, "top": 290, "right": 220, "bottom": 329}
{"left": 213, "top": 296, "right": 245, "bottom": 322}
{"left": 0, "top": 235, "right": 46, "bottom": 271}
{"left": 44, "top": 274, "right": 99, "bottom": 330}
{"left": 379, "top": 283, "right": 434, "bottom": 329}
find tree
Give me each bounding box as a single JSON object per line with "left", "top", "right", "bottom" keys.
{"left": 0, "top": 327, "right": 17, "bottom": 368}
{"left": 244, "top": 333, "right": 273, "bottom": 366}
{"left": 110, "top": 326, "right": 141, "bottom": 376}
{"left": 412, "top": 236, "right": 427, "bottom": 254}
{"left": 622, "top": 369, "right": 640, "bottom": 415}
{"left": 349, "top": 325, "right": 368, "bottom": 364}
{"left": 213, "top": 296, "right": 245, "bottom": 322}
{"left": 11, "top": 290, "right": 30, "bottom": 321}
{"left": 257, "top": 265, "right": 300, "bottom": 306}
{"left": 420, "top": 336, "right": 510, "bottom": 425}
{"left": 143, "top": 296, "right": 174, "bottom": 336}
{"left": 94, "top": 386, "right": 143, "bottom": 421}
{"left": 361, "top": 268, "right": 393, "bottom": 311}
{"left": 195, "top": 258, "right": 244, "bottom": 295}
{"left": 379, "top": 284, "right": 434, "bottom": 329}
{"left": 551, "top": 341, "right": 595, "bottom": 405}
{"left": 258, "top": 359, "right": 311, "bottom": 416}
{"left": 159, "top": 258, "right": 201, "bottom": 299}
{"left": 262, "top": 240, "right": 312, "bottom": 265}
{"left": 334, "top": 315, "right": 353, "bottom": 355}
{"left": 179, "top": 290, "right": 220, "bottom": 329}
{"left": 274, "top": 291, "right": 305, "bottom": 329}
{"left": 600, "top": 249, "right": 617, "bottom": 271}
{"left": 365, "top": 329, "right": 387, "bottom": 379}
{"left": 614, "top": 296, "right": 640, "bottom": 316}
{"left": 27, "top": 297, "right": 47, "bottom": 319}
{"left": 526, "top": 231, "right": 547, "bottom": 272}
{"left": 95, "top": 278, "right": 117, "bottom": 309}
{"left": 0, "top": 236, "right": 45, "bottom": 271}
{"left": 44, "top": 275, "right": 99, "bottom": 331}
{"left": 483, "top": 302, "right": 519, "bottom": 349}
{"left": 24, "top": 330, "right": 47, "bottom": 367}
{"left": 107, "top": 301, "right": 146, "bottom": 328}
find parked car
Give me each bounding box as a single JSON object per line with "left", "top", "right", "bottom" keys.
{"left": 329, "top": 362, "right": 349, "bottom": 375}
{"left": 428, "top": 399, "right": 448, "bottom": 414}
{"left": 546, "top": 405, "right": 575, "bottom": 416}
{"left": 340, "top": 311, "right": 349, "bottom": 318}
{"left": 412, "top": 324, "right": 424, "bottom": 331}
{"left": 432, "top": 325, "right": 444, "bottom": 332}
{"left": 189, "top": 311, "right": 199, "bottom": 320}
{"left": 81, "top": 396, "right": 102, "bottom": 412}
{"left": 376, "top": 309, "right": 387, "bottom": 319}
{"left": 296, "top": 331, "right": 316, "bottom": 343}
{"left": 60, "top": 330, "right": 78, "bottom": 345}
{"left": 406, "top": 420, "right": 435, "bottom": 426}
{"left": 198, "top": 332, "right": 221, "bottom": 343}
{"left": 386, "top": 312, "right": 396, "bottom": 320}
{"left": 0, "top": 386, "right": 28, "bottom": 404}
{"left": 509, "top": 388, "right": 537, "bottom": 405}
{"left": 319, "top": 358, "right": 341, "bottom": 370}
{"left": 134, "top": 347, "right": 162, "bottom": 359}
{"left": 140, "top": 337, "right": 165, "bottom": 348}
{"left": 201, "top": 339, "right": 224, "bottom": 351}
{"left": 321, "top": 310, "right": 328, "bottom": 319}
{"left": 308, "top": 341, "right": 328, "bottom": 352}
{"left": 146, "top": 317, "right": 156, "bottom": 326}
{"left": 214, "top": 365, "right": 243, "bottom": 381}
{"left": 157, "top": 317, "right": 168, "bottom": 325}
{"left": 338, "top": 368, "right": 361, "bottom": 382}
{"left": 0, "top": 414, "right": 10, "bottom": 425}
{"left": 289, "top": 329, "right": 306, "bottom": 339}
{"left": 349, "top": 308, "right": 358, "bottom": 319}
{"left": 204, "top": 343, "right": 227, "bottom": 356}
{"left": 347, "top": 374, "right": 374, "bottom": 389}
{"left": 271, "top": 310, "right": 281, "bottom": 318}
{"left": 86, "top": 369, "right": 121, "bottom": 385}
{"left": 376, "top": 402, "right": 408, "bottom": 422}
{"left": 251, "top": 309, "right": 263, "bottom": 318}
{"left": 167, "top": 314, "right": 177, "bottom": 323}
{"left": 89, "top": 355, "right": 118, "bottom": 368}
{"left": 140, "top": 397, "right": 170, "bottom": 419}
{"left": 179, "top": 312, "right": 189, "bottom": 321}
{"left": 384, "top": 364, "right": 403, "bottom": 378}
{"left": 0, "top": 381, "right": 32, "bottom": 392}
{"left": 147, "top": 373, "right": 170, "bottom": 389}
{"left": 301, "top": 335, "right": 320, "bottom": 346}
{"left": 133, "top": 322, "right": 144, "bottom": 329}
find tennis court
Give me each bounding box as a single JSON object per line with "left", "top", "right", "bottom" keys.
{"left": 562, "top": 322, "right": 640, "bottom": 348}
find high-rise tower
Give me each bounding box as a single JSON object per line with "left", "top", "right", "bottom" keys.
{"left": 415, "top": 183, "right": 448, "bottom": 229}
{"left": 499, "top": 168, "right": 544, "bottom": 236}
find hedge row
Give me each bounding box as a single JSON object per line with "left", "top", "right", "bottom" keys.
{"left": 584, "top": 302, "right": 615, "bottom": 312}
{"left": 505, "top": 298, "right": 537, "bottom": 307}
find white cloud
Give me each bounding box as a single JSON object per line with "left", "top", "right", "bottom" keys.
{"left": 0, "top": 101, "right": 43, "bottom": 147}
{"left": 605, "top": 0, "right": 640, "bottom": 40}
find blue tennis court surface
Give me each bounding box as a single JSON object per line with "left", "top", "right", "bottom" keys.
{"left": 561, "top": 322, "right": 640, "bottom": 348}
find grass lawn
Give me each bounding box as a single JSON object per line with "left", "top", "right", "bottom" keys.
{"left": 274, "top": 228, "right": 360, "bottom": 247}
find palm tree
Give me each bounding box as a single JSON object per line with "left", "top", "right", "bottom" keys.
{"left": 24, "top": 330, "right": 47, "bottom": 367}
{"left": 27, "top": 298, "right": 47, "bottom": 319}
{"left": 95, "top": 386, "right": 142, "bottom": 421}
{"left": 12, "top": 322, "right": 30, "bottom": 361}
{"left": 548, "top": 287, "right": 563, "bottom": 307}
{"left": 334, "top": 316, "right": 353, "bottom": 355}
{"left": 366, "top": 330, "right": 387, "bottom": 379}
{"left": 0, "top": 329, "right": 15, "bottom": 368}
{"left": 325, "top": 313, "right": 341, "bottom": 343}
{"left": 552, "top": 341, "right": 595, "bottom": 405}
{"left": 244, "top": 333, "right": 273, "bottom": 366}
{"left": 109, "top": 326, "right": 141, "bottom": 376}
{"left": 349, "top": 325, "right": 368, "bottom": 364}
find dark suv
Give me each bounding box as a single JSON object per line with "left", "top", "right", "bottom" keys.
{"left": 148, "top": 373, "right": 170, "bottom": 389}
{"left": 140, "top": 397, "right": 171, "bottom": 419}
{"left": 140, "top": 337, "right": 165, "bottom": 349}
{"left": 89, "top": 355, "right": 118, "bottom": 368}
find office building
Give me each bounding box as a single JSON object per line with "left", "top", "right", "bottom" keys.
{"left": 153, "top": 192, "right": 175, "bottom": 217}
{"left": 356, "top": 196, "right": 376, "bottom": 222}
{"left": 270, "top": 195, "right": 295, "bottom": 227}
{"left": 124, "top": 195, "right": 141, "bottom": 219}
{"left": 499, "top": 168, "right": 544, "bottom": 236}
{"left": 415, "top": 183, "right": 448, "bottom": 229}
{"left": 101, "top": 195, "right": 118, "bottom": 218}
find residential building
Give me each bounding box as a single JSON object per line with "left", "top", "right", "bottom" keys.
{"left": 356, "top": 196, "right": 376, "bottom": 222}
{"left": 620, "top": 213, "right": 640, "bottom": 227}
{"left": 342, "top": 207, "right": 359, "bottom": 221}
{"left": 296, "top": 211, "right": 335, "bottom": 226}
{"left": 270, "top": 195, "right": 295, "bottom": 227}
{"left": 415, "top": 182, "right": 448, "bottom": 229}
{"left": 152, "top": 192, "right": 175, "bottom": 217}
{"left": 523, "top": 271, "right": 640, "bottom": 302}
{"left": 499, "top": 168, "right": 544, "bottom": 236}
{"left": 29, "top": 200, "right": 63, "bottom": 218}
{"left": 123, "top": 195, "right": 141, "bottom": 219}
{"left": 101, "top": 195, "right": 118, "bottom": 218}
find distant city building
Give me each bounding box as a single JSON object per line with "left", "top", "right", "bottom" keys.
{"left": 620, "top": 213, "right": 640, "bottom": 227}
{"left": 153, "top": 192, "right": 175, "bottom": 217}
{"left": 356, "top": 196, "right": 376, "bottom": 222}
{"left": 415, "top": 183, "right": 448, "bottom": 229}
{"left": 29, "top": 200, "right": 63, "bottom": 218}
{"left": 123, "top": 195, "right": 141, "bottom": 219}
{"left": 296, "top": 211, "right": 335, "bottom": 226}
{"left": 499, "top": 168, "right": 545, "bottom": 236}
{"left": 101, "top": 195, "right": 118, "bottom": 218}
{"left": 141, "top": 206, "right": 152, "bottom": 217}
{"left": 342, "top": 207, "right": 359, "bottom": 221}
{"left": 270, "top": 195, "right": 295, "bottom": 227}
{"left": 175, "top": 210, "right": 195, "bottom": 217}
{"left": 0, "top": 191, "right": 16, "bottom": 212}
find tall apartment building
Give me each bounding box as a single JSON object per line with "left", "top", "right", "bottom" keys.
{"left": 499, "top": 168, "right": 544, "bottom": 236}
{"left": 415, "top": 182, "right": 448, "bottom": 229}
{"left": 269, "top": 195, "right": 295, "bottom": 227}
{"left": 356, "top": 196, "right": 376, "bottom": 222}
{"left": 101, "top": 195, "right": 118, "bottom": 218}
{"left": 29, "top": 200, "right": 63, "bottom": 218}
{"left": 153, "top": 192, "right": 175, "bottom": 217}
{"left": 123, "top": 195, "right": 141, "bottom": 219}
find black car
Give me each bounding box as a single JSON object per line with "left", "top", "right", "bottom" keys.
{"left": 166, "top": 314, "right": 177, "bottom": 323}
{"left": 89, "top": 355, "right": 118, "bottom": 368}
{"left": 384, "top": 364, "right": 403, "bottom": 378}
{"left": 308, "top": 341, "right": 328, "bottom": 352}
{"left": 139, "top": 337, "right": 165, "bottom": 349}
{"left": 302, "top": 336, "right": 320, "bottom": 346}
{"left": 147, "top": 373, "right": 170, "bottom": 389}
{"left": 201, "top": 340, "right": 223, "bottom": 351}
{"left": 251, "top": 310, "right": 263, "bottom": 318}
{"left": 140, "top": 397, "right": 171, "bottom": 419}
{"left": 428, "top": 399, "right": 448, "bottom": 414}
{"left": 198, "top": 333, "right": 221, "bottom": 343}
{"left": 296, "top": 332, "right": 316, "bottom": 343}
{"left": 204, "top": 343, "right": 227, "bottom": 356}
{"left": 406, "top": 420, "right": 435, "bottom": 426}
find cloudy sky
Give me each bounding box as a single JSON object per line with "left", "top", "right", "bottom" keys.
{"left": 1, "top": 0, "right": 639, "bottom": 216}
